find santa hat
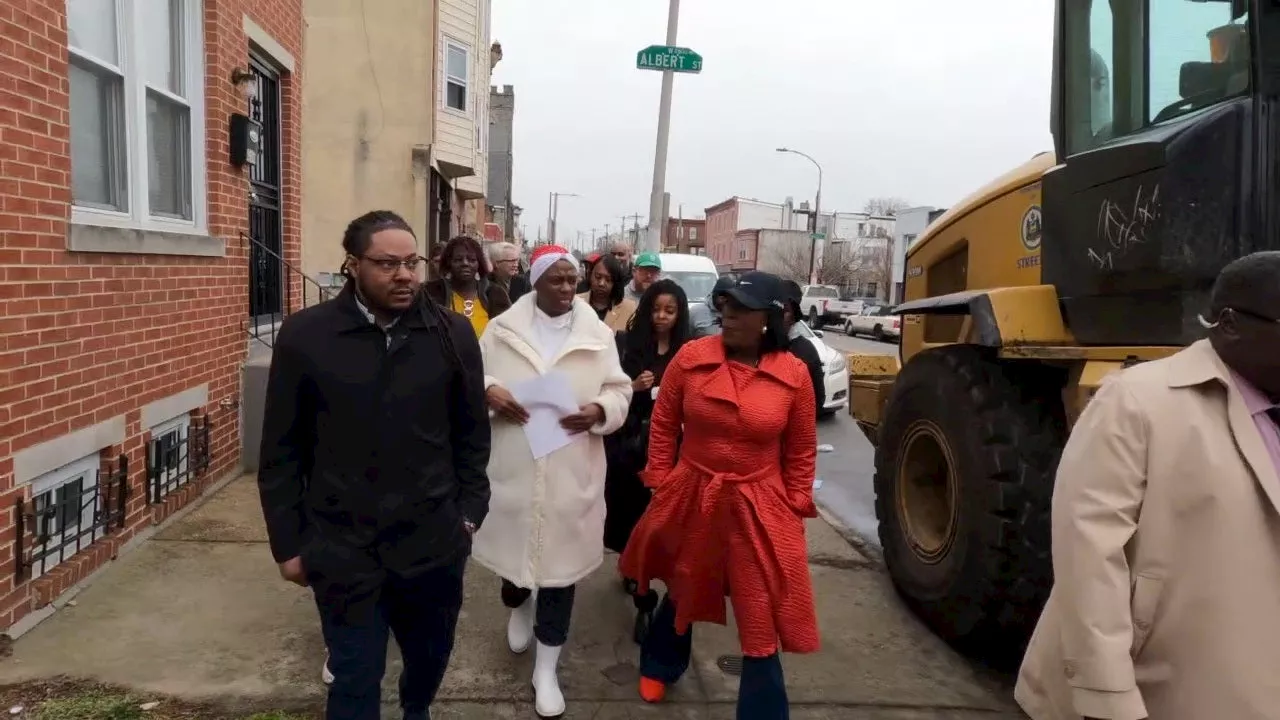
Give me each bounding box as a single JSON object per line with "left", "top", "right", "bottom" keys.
{"left": 529, "top": 244, "right": 578, "bottom": 286}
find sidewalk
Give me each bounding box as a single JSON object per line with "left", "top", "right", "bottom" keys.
{"left": 0, "top": 474, "right": 1023, "bottom": 719}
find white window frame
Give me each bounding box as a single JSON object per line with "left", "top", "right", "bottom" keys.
{"left": 149, "top": 412, "right": 192, "bottom": 490}
{"left": 68, "top": 0, "right": 207, "bottom": 236}
{"left": 443, "top": 38, "right": 471, "bottom": 116}
{"left": 28, "top": 453, "right": 101, "bottom": 579}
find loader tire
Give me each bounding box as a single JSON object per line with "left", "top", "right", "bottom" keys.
{"left": 873, "top": 345, "right": 1065, "bottom": 667}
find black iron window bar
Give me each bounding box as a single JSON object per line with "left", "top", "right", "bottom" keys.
{"left": 146, "top": 416, "right": 212, "bottom": 505}
{"left": 15, "top": 454, "right": 129, "bottom": 581}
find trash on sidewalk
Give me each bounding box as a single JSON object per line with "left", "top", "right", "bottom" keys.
{"left": 813, "top": 477, "right": 824, "bottom": 490}
{"left": 817, "top": 444, "right": 834, "bottom": 453}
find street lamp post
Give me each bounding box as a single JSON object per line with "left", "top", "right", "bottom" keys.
{"left": 547, "top": 191, "right": 579, "bottom": 245}
{"left": 776, "top": 147, "right": 823, "bottom": 284}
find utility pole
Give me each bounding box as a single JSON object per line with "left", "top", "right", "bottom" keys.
{"left": 677, "top": 203, "right": 684, "bottom": 252}
{"left": 643, "top": 0, "right": 680, "bottom": 253}
{"left": 603, "top": 223, "right": 611, "bottom": 249}
{"left": 545, "top": 194, "right": 553, "bottom": 248}
{"left": 548, "top": 191, "right": 579, "bottom": 246}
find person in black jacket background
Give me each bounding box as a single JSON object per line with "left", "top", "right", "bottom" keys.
{"left": 605, "top": 279, "right": 691, "bottom": 644}
{"left": 257, "top": 210, "right": 491, "bottom": 720}
{"left": 781, "top": 280, "right": 826, "bottom": 417}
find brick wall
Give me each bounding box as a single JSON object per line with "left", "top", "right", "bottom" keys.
{"left": 662, "top": 217, "right": 705, "bottom": 254}
{"left": 704, "top": 199, "right": 739, "bottom": 270}
{"left": 0, "top": 0, "right": 303, "bottom": 629}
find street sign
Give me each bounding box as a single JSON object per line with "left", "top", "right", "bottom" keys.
{"left": 810, "top": 232, "right": 826, "bottom": 240}
{"left": 636, "top": 45, "right": 703, "bottom": 74}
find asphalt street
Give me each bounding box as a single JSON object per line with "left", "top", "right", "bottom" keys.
{"left": 814, "top": 328, "right": 899, "bottom": 549}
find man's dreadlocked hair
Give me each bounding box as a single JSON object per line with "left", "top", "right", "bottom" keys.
{"left": 340, "top": 210, "right": 464, "bottom": 370}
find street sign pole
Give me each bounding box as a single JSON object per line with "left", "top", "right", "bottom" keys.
{"left": 643, "top": 0, "right": 680, "bottom": 253}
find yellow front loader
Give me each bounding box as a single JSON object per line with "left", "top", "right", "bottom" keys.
{"left": 847, "top": 0, "right": 1263, "bottom": 664}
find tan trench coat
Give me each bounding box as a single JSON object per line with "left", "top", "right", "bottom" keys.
{"left": 576, "top": 292, "right": 636, "bottom": 333}
{"left": 1016, "top": 340, "right": 1280, "bottom": 720}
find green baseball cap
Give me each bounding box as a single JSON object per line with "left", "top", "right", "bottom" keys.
{"left": 635, "top": 252, "right": 662, "bottom": 269}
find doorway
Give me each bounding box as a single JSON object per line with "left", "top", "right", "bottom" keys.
{"left": 247, "top": 54, "right": 284, "bottom": 321}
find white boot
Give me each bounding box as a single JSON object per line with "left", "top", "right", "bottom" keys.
{"left": 532, "top": 641, "right": 566, "bottom": 717}
{"left": 507, "top": 596, "right": 535, "bottom": 654}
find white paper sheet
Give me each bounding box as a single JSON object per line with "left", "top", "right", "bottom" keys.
{"left": 509, "top": 371, "right": 584, "bottom": 459}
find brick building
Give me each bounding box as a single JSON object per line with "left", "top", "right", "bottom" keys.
{"left": 661, "top": 217, "right": 704, "bottom": 254}
{"left": 0, "top": 0, "right": 303, "bottom": 630}
{"left": 703, "top": 196, "right": 806, "bottom": 272}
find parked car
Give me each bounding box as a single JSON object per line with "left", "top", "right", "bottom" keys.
{"left": 794, "top": 321, "right": 849, "bottom": 416}
{"left": 659, "top": 252, "right": 720, "bottom": 307}
{"left": 843, "top": 305, "right": 901, "bottom": 343}
{"left": 798, "top": 285, "right": 864, "bottom": 328}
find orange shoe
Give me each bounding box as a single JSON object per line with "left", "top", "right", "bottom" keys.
{"left": 638, "top": 676, "right": 666, "bottom": 703}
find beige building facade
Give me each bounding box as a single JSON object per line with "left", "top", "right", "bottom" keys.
{"left": 301, "top": 0, "right": 493, "bottom": 284}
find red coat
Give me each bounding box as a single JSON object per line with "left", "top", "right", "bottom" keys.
{"left": 619, "top": 336, "right": 820, "bottom": 656}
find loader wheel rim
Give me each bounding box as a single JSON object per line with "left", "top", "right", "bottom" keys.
{"left": 896, "top": 421, "right": 959, "bottom": 564}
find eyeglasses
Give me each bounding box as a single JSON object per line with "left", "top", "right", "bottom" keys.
{"left": 1230, "top": 306, "right": 1280, "bottom": 325}
{"left": 360, "top": 255, "right": 423, "bottom": 273}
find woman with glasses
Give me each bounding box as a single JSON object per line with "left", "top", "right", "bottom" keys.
{"left": 425, "top": 235, "right": 512, "bottom": 335}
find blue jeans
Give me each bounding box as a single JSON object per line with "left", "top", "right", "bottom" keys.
{"left": 640, "top": 594, "right": 790, "bottom": 719}
{"left": 316, "top": 557, "right": 467, "bottom": 720}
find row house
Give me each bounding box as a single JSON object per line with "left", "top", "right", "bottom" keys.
{"left": 300, "top": 0, "right": 494, "bottom": 285}
{"left": 704, "top": 196, "right": 806, "bottom": 272}
{"left": 661, "top": 216, "right": 704, "bottom": 255}
{"left": 0, "top": 0, "right": 304, "bottom": 630}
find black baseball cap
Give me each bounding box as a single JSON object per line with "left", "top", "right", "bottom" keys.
{"left": 723, "top": 271, "right": 786, "bottom": 312}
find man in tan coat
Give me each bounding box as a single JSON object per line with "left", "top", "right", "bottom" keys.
{"left": 1016, "top": 251, "right": 1280, "bottom": 720}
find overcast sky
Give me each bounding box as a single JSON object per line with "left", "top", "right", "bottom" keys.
{"left": 490, "top": 0, "right": 1055, "bottom": 246}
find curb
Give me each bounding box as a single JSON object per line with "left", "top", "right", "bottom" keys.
{"left": 816, "top": 502, "right": 883, "bottom": 564}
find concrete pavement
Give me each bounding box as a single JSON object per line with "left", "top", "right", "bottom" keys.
{"left": 0, "top": 474, "right": 1021, "bottom": 718}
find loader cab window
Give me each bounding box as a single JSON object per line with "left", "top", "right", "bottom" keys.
{"left": 1062, "top": 0, "right": 1250, "bottom": 156}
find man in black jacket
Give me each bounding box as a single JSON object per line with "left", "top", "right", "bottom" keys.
{"left": 258, "top": 210, "right": 490, "bottom": 720}
{"left": 781, "top": 280, "right": 826, "bottom": 416}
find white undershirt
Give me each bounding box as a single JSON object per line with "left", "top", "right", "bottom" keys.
{"left": 531, "top": 303, "right": 573, "bottom": 361}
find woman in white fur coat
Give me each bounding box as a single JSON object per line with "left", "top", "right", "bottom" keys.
{"left": 474, "top": 244, "right": 633, "bottom": 718}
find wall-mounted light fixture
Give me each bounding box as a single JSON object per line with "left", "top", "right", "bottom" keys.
{"left": 230, "top": 66, "right": 258, "bottom": 101}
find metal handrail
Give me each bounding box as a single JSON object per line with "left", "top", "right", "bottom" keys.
{"left": 241, "top": 232, "right": 337, "bottom": 348}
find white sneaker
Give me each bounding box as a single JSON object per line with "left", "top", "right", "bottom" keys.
{"left": 532, "top": 641, "right": 565, "bottom": 717}
{"left": 321, "top": 651, "right": 335, "bottom": 685}
{"left": 507, "top": 596, "right": 535, "bottom": 654}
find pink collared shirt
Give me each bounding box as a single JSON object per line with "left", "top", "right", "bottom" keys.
{"left": 1229, "top": 370, "right": 1280, "bottom": 476}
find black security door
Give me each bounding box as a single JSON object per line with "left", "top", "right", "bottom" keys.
{"left": 248, "top": 55, "right": 283, "bottom": 320}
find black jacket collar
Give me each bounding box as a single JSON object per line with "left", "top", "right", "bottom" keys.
{"left": 331, "top": 284, "right": 441, "bottom": 334}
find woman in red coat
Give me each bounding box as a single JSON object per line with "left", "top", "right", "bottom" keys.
{"left": 619, "top": 270, "right": 819, "bottom": 719}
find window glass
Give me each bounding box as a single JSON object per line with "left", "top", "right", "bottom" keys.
{"left": 446, "top": 45, "right": 468, "bottom": 111}
{"left": 1148, "top": 1, "right": 1248, "bottom": 123}
{"left": 1088, "top": 4, "right": 1113, "bottom": 138}
{"left": 1066, "top": 0, "right": 1250, "bottom": 155}
{"left": 143, "top": 0, "right": 183, "bottom": 95}
{"left": 67, "top": 0, "right": 118, "bottom": 65}
{"left": 70, "top": 60, "right": 126, "bottom": 210}
{"left": 147, "top": 91, "right": 191, "bottom": 218}
{"left": 447, "top": 45, "right": 468, "bottom": 80}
